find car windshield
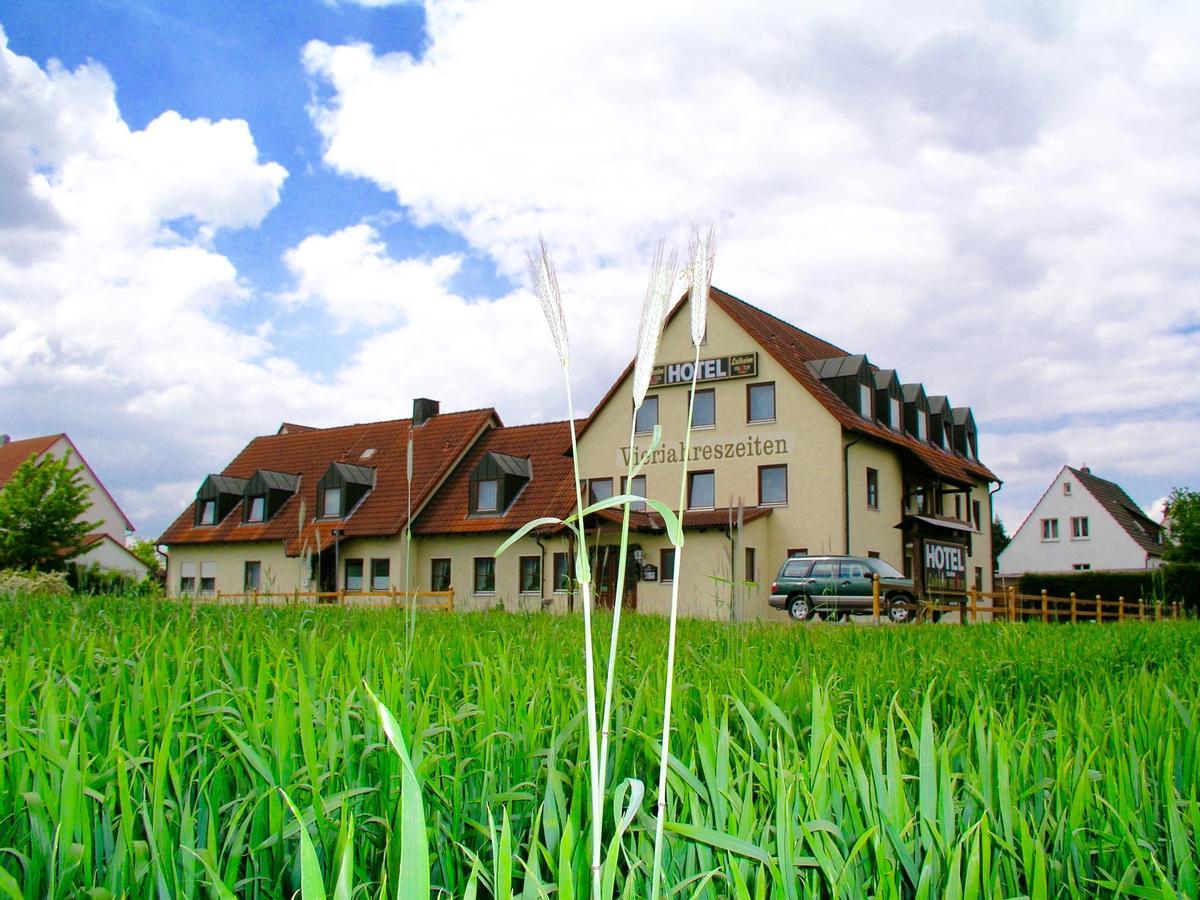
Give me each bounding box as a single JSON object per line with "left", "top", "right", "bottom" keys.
{"left": 867, "top": 558, "right": 905, "bottom": 578}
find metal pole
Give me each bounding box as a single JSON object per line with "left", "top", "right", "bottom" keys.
{"left": 872, "top": 573, "right": 880, "bottom": 625}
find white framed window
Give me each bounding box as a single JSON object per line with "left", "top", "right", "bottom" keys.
{"left": 371, "top": 559, "right": 390, "bottom": 590}
{"left": 246, "top": 495, "right": 265, "bottom": 523}
{"left": 322, "top": 487, "right": 341, "bottom": 517}
{"left": 344, "top": 558, "right": 363, "bottom": 591}
{"left": 1063, "top": 482, "right": 1072, "bottom": 495}
{"left": 199, "top": 500, "right": 216, "bottom": 525}
{"left": 1071, "top": 516, "right": 1089, "bottom": 539}
{"left": 890, "top": 397, "right": 901, "bottom": 430}
{"left": 1041, "top": 518, "right": 1059, "bottom": 541}
{"left": 635, "top": 396, "right": 658, "bottom": 435}
{"left": 519, "top": 555, "right": 541, "bottom": 593}
{"left": 199, "top": 561, "right": 217, "bottom": 594}
{"left": 859, "top": 382, "right": 873, "bottom": 418}
{"left": 244, "top": 561, "right": 261, "bottom": 591}
{"left": 476, "top": 479, "right": 499, "bottom": 512}
{"left": 473, "top": 557, "right": 495, "bottom": 594}
{"left": 180, "top": 561, "right": 197, "bottom": 594}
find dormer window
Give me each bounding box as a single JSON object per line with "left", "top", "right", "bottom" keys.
{"left": 317, "top": 462, "right": 375, "bottom": 519}
{"left": 194, "top": 474, "right": 249, "bottom": 527}
{"left": 241, "top": 470, "right": 299, "bottom": 524}
{"left": 951, "top": 408, "right": 978, "bottom": 458}
{"left": 859, "top": 382, "right": 873, "bottom": 419}
{"left": 901, "top": 384, "right": 930, "bottom": 441}
{"left": 469, "top": 451, "right": 532, "bottom": 516}
{"left": 809, "top": 354, "right": 874, "bottom": 419}
{"left": 476, "top": 479, "right": 499, "bottom": 512}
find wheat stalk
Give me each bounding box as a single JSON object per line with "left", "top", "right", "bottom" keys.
{"left": 526, "top": 236, "right": 570, "bottom": 370}
{"left": 632, "top": 241, "right": 677, "bottom": 410}
{"left": 687, "top": 226, "right": 715, "bottom": 348}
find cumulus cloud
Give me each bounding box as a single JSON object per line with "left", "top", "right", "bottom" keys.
{"left": 301, "top": 0, "right": 1200, "bottom": 530}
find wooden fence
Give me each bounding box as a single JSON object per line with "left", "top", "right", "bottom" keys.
{"left": 867, "top": 577, "right": 1184, "bottom": 625}
{"left": 181, "top": 589, "right": 455, "bottom": 611}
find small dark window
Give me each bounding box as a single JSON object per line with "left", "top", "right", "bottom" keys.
{"left": 954, "top": 495, "right": 962, "bottom": 520}
{"left": 758, "top": 465, "right": 787, "bottom": 506}
{"left": 691, "top": 389, "right": 715, "bottom": 428}
{"left": 866, "top": 468, "right": 878, "bottom": 509}
{"left": 244, "top": 561, "right": 261, "bottom": 591}
{"left": 972, "top": 499, "right": 981, "bottom": 527}
{"left": 635, "top": 396, "right": 658, "bottom": 435}
{"left": 747, "top": 382, "right": 776, "bottom": 423}
{"left": 519, "top": 556, "right": 541, "bottom": 593}
{"left": 344, "top": 558, "right": 363, "bottom": 591}
{"left": 199, "top": 500, "right": 216, "bottom": 525}
{"left": 431, "top": 558, "right": 452, "bottom": 592}
{"left": 687, "top": 471, "right": 715, "bottom": 509}
{"left": 867, "top": 550, "right": 880, "bottom": 559}
{"left": 744, "top": 547, "right": 756, "bottom": 584}
{"left": 787, "top": 548, "right": 808, "bottom": 559}
{"left": 473, "top": 557, "right": 495, "bottom": 593}
{"left": 371, "top": 559, "right": 390, "bottom": 590}
{"left": 660, "top": 548, "right": 676, "bottom": 583}
{"left": 623, "top": 474, "right": 646, "bottom": 511}
{"left": 553, "top": 553, "right": 571, "bottom": 592}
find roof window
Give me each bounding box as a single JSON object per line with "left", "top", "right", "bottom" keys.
{"left": 469, "top": 451, "right": 531, "bottom": 516}
{"left": 318, "top": 462, "right": 376, "bottom": 519}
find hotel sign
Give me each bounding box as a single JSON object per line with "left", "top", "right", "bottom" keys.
{"left": 650, "top": 352, "right": 757, "bottom": 388}
{"left": 924, "top": 541, "right": 966, "bottom": 577}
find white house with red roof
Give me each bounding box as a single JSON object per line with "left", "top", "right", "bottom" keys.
{"left": 0, "top": 433, "right": 148, "bottom": 579}
{"left": 997, "top": 465, "right": 1164, "bottom": 576}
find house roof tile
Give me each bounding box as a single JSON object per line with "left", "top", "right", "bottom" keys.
{"left": 1070, "top": 466, "right": 1164, "bottom": 556}
{"left": 159, "top": 409, "right": 498, "bottom": 552}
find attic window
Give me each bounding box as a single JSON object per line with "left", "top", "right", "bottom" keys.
{"left": 1063, "top": 482, "right": 1072, "bottom": 495}
{"left": 890, "top": 397, "right": 901, "bottom": 430}
{"left": 195, "top": 474, "right": 249, "bottom": 527}
{"left": 469, "top": 451, "right": 532, "bottom": 516}
{"left": 361, "top": 448, "right": 376, "bottom": 460}
{"left": 199, "top": 500, "right": 216, "bottom": 525}
{"left": 317, "top": 462, "right": 376, "bottom": 519}
{"left": 240, "top": 470, "right": 300, "bottom": 525}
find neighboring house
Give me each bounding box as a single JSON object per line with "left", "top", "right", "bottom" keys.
{"left": 160, "top": 287, "right": 999, "bottom": 619}
{"left": 997, "top": 465, "right": 1164, "bottom": 576}
{"left": 0, "top": 433, "right": 148, "bottom": 579}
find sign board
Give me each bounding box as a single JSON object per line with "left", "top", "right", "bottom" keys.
{"left": 924, "top": 541, "right": 966, "bottom": 577}
{"left": 641, "top": 564, "right": 658, "bottom": 581}
{"left": 649, "top": 352, "right": 757, "bottom": 388}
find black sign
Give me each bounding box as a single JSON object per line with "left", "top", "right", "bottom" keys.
{"left": 649, "top": 352, "right": 757, "bottom": 388}
{"left": 641, "top": 564, "right": 658, "bottom": 581}
{"left": 924, "top": 541, "right": 966, "bottom": 576}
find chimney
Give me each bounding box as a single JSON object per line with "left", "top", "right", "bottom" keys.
{"left": 413, "top": 398, "right": 440, "bottom": 427}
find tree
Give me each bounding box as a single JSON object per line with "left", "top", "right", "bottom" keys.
{"left": 1163, "top": 487, "right": 1200, "bottom": 563}
{"left": 991, "top": 515, "right": 1011, "bottom": 572}
{"left": 129, "top": 538, "right": 164, "bottom": 575}
{"left": 0, "top": 453, "right": 97, "bottom": 570}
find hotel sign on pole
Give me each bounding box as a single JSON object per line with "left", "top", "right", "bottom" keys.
{"left": 924, "top": 541, "right": 966, "bottom": 577}
{"left": 650, "top": 352, "right": 757, "bottom": 388}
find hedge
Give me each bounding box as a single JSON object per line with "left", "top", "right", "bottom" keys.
{"left": 1018, "top": 564, "right": 1199, "bottom": 611}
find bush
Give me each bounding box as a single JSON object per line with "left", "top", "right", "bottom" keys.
{"left": 1159, "top": 563, "right": 1200, "bottom": 612}
{"left": 0, "top": 569, "right": 70, "bottom": 598}
{"left": 1019, "top": 570, "right": 1154, "bottom": 603}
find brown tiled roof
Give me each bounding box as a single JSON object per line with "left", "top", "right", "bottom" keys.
{"left": 159, "top": 409, "right": 498, "bottom": 552}
{"left": 0, "top": 434, "right": 61, "bottom": 486}
{"left": 579, "top": 287, "right": 997, "bottom": 486}
{"left": 0, "top": 433, "right": 135, "bottom": 531}
{"left": 413, "top": 420, "right": 579, "bottom": 535}
{"left": 1070, "top": 466, "right": 1164, "bottom": 556}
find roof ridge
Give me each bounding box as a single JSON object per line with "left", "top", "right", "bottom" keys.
{"left": 710, "top": 286, "right": 852, "bottom": 357}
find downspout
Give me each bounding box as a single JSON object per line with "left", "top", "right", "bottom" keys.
{"left": 988, "top": 478, "right": 1004, "bottom": 580}
{"left": 535, "top": 534, "right": 547, "bottom": 609}
{"left": 842, "top": 435, "right": 861, "bottom": 554}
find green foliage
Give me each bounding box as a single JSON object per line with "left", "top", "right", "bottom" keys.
{"left": 0, "top": 452, "right": 97, "bottom": 570}
{"left": 1019, "top": 569, "right": 1154, "bottom": 603}
{"left": 1164, "top": 486, "right": 1200, "bottom": 563}
{"left": 0, "top": 568, "right": 70, "bottom": 598}
{"left": 991, "top": 515, "right": 1011, "bottom": 566}
{"left": 129, "top": 538, "right": 164, "bottom": 575}
{"left": 0, "top": 597, "right": 1197, "bottom": 897}
{"left": 1161, "top": 562, "right": 1200, "bottom": 612}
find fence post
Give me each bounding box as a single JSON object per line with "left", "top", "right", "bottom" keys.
{"left": 1041, "top": 589, "right": 1049, "bottom": 623}
{"left": 1138, "top": 598, "right": 1145, "bottom": 621}
{"left": 449, "top": 588, "right": 455, "bottom": 612}
{"left": 215, "top": 590, "right": 222, "bottom": 606}
{"left": 1096, "top": 595, "right": 1103, "bottom": 623}
{"left": 1174, "top": 601, "right": 1181, "bottom": 620}
{"left": 1156, "top": 600, "right": 1163, "bottom": 621}
{"left": 968, "top": 587, "right": 977, "bottom": 624}
{"left": 337, "top": 589, "right": 345, "bottom": 606}
{"left": 1118, "top": 596, "right": 1125, "bottom": 622}
{"left": 1008, "top": 586, "right": 1016, "bottom": 621}
{"left": 872, "top": 573, "right": 880, "bottom": 625}
{"left": 1070, "top": 592, "right": 1077, "bottom": 624}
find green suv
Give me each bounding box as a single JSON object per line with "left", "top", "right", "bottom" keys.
{"left": 768, "top": 555, "right": 918, "bottom": 622}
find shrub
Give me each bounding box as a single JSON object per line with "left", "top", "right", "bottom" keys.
{"left": 1019, "top": 570, "right": 1154, "bottom": 603}
{"left": 0, "top": 568, "right": 70, "bottom": 598}
{"left": 1160, "top": 562, "right": 1200, "bottom": 612}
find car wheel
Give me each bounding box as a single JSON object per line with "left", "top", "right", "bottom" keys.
{"left": 787, "top": 596, "right": 809, "bottom": 620}
{"left": 887, "top": 595, "right": 915, "bottom": 624}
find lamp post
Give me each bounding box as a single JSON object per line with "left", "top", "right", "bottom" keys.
{"left": 331, "top": 528, "right": 345, "bottom": 597}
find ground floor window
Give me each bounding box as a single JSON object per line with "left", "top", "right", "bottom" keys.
{"left": 1073, "top": 563, "right": 1091, "bottom": 571}
{"left": 371, "top": 558, "right": 390, "bottom": 590}
{"left": 199, "top": 561, "right": 216, "bottom": 594}
{"left": 744, "top": 547, "right": 756, "bottom": 584}
{"left": 553, "top": 553, "right": 571, "bottom": 592}
{"left": 431, "top": 558, "right": 451, "bottom": 592}
{"left": 519, "top": 555, "right": 541, "bottom": 593}
{"left": 244, "top": 560, "right": 261, "bottom": 591}
{"left": 474, "top": 557, "right": 495, "bottom": 594}
{"left": 180, "top": 561, "right": 196, "bottom": 593}
{"left": 660, "top": 548, "right": 676, "bottom": 583}
{"left": 344, "top": 558, "right": 363, "bottom": 591}
{"left": 866, "top": 468, "right": 878, "bottom": 509}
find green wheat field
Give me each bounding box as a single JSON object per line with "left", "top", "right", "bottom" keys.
{"left": 0, "top": 595, "right": 1196, "bottom": 898}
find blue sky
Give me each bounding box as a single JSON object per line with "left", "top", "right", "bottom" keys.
{"left": 1, "top": 1, "right": 1198, "bottom": 542}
